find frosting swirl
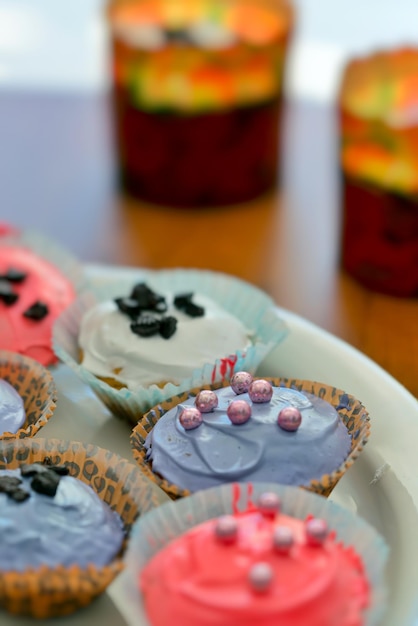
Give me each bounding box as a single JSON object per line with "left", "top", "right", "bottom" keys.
{"left": 0, "top": 468, "right": 124, "bottom": 571}
{"left": 145, "top": 386, "right": 351, "bottom": 490}
{"left": 79, "top": 293, "right": 252, "bottom": 389}
{"left": 0, "top": 380, "right": 26, "bottom": 435}
{"left": 140, "top": 503, "right": 369, "bottom": 626}
{"left": 0, "top": 246, "right": 75, "bottom": 366}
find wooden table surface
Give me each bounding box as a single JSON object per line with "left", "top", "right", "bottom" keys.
{"left": 1, "top": 90, "right": 417, "bottom": 399}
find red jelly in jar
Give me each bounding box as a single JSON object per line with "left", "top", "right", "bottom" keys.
{"left": 107, "top": 0, "right": 294, "bottom": 207}
{"left": 339, "top": 48, "right": 418, "bottom": 297}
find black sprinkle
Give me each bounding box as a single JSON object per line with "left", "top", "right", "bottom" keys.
{"left": 31, "top": 471, "right": 60, "bottom": 497}
{"left": 0, "top": 476, "right": 22, "bottom": 493}
{"left": 174, "top": 292, "right": 193, "bottom": 309}
{"left": 0, "top": 279, "right": 18, "bottom": 305}
{"left": 49, "top": 465, "right": 70, "bottom": 476}
{"left": 174, "top": 292, "right": 205, "bottom": 317}
{"left": 115, "top": 297, "right": 142, "bottom": 318}
{"left": 184, "top": 302, "right": 204, "bottom": 317}
{"left": 130, "top": 314, "right": 161, "bottom": 338}
{"left": 4, "top": 268, "right": 27, "bottom": 283}
{"left": 9, "top": 488, "right": 30, "bottom": 503}
{"left": 20, "top": 463, "right": 49, "bottom": 477}
{"left": 130, "top": 283, "right": 167, "bottom": 313}
{"left": 23, "top": 301, "right": 49, "bottom": 321}
{"left": 159, "top": 316, "right": 177, "bottom": 339}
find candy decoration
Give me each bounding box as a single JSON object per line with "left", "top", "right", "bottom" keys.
{"left": 159, "top": 316, "right": 177, "bottom": 339}
{"left": 179, "top": 407, "right": 203, "bottom": 431}
{"left": 174, "top": 292, "right": 204, "bottom": 317}
{"left": 258, "top": 492, "right": 281, "bottom": 517}
{"left": 115, "top": 297, "right": 142, "bottom": 318}
{"left": 278, "top": 406, "right": 302, "bottom": 432}
{"left": 23, "top": 301, "right": 49, "bottom": 320}
{"left": 230, "top": 371, "right": 253, "bottom": 395}
{"left": 226, "top": 400, "right": 252, "bottom": 425}
{"left": 0, "top": 279, "right": 18, "bottom": 305}
{"left": 273, "top": 526, "right": 294, "bottom": 553}
{"left": 248, "top": 562, "right": 274, "bottom": 593}
{"left": 214, "top": 515, "right": 238, "bottom": 543}
{"left": 130, "top": 314, "right": 160, "bottom": 338}
{"left": 305, "top": 518, "right": 329, "bottom": 546}
{"left": 195, "top": 390, "right": 218, "bottom": 413}
{"left": 248, "top": 379, "right": 273, "bottom": 403}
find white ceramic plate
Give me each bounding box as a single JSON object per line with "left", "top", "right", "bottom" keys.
{"left": 2, "top": 264, "right": 417, "bottom": 626}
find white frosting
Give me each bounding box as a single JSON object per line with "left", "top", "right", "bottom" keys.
{"left": 79, "top": 294, "right": 253, "bottom": 390}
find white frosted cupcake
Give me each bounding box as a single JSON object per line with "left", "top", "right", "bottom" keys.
{"left": 53, "top": 269, "right": 288, "bottom": 424}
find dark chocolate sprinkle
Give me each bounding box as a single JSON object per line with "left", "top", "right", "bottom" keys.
{"left": 115, "top": 297, "right": 142, "bottom": 319}
{"left": 9, "top": 488, "right": 30, "bottom": 503}
{"left": 0, "top": 279, "right": 18, "bottom": 305}
{"left": 49, "top": 465, "right": 70, "bottom": 476}
{"left": 130, "top": 314, "right": 161, "bottom": 338}
{"left": 159, "top": 315, "right": 177, "bottom": 339}
{"left": 0, "top": 476, "right": 22, "bottom": 493}
{"left": 20, "top": 463, "right": 49, "bottom": 477}
{"left": 174, "top": 292, "right": 194, "bottom": 309}
{"left": 23, "top": 301, "right": 49, "bottom": 321}
{"left": 130, "top": 283, "right": 167, "bottom": 313}
{"left": 184, "top": 302, "right": 205, "bottom": 317}
{"left": 3, "top": 267, "right": 27, "bottom": 283}
{"left": 31, "top": 471, "right": 60, "bottom": 497}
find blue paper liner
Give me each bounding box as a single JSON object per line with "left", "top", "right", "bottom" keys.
{"left": 53, "top": 268, "right": 288, "bottom": 423}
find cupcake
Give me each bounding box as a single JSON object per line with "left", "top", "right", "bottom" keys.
{"left": 125, "top": 483, "right": 388, "bottom": 626}
{"left": 0, "top": 229, "right": 84, "bottom": 366}
{"left": 53, "top": 269, "right": 288, "bottom": 424}
{"left": 0, "top": 350, "right": 57, "bottom": 440}
{"left": 131, "top": 375, "right": 370, "bottom": 498}
{"left": 0, "top": 437, "right": 169, "bottom": 618}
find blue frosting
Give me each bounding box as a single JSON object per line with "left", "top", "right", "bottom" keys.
{"left": 145, "top": 386, "right": 352, "bottom": 491}
{"left": 0, "top": 380, "right": 26, "bottom": 435}
{"left": 0, "top": 469, "right": 125, "bottom": 572}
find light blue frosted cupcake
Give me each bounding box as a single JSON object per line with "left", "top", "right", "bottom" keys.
{"left": 53, "top": 269, "right": 288, "bottom": 424}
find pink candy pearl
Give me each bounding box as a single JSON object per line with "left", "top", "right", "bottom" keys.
{"left": 179, "top": 407, "right": 203, "bottom": 430}
{"left": 195, "top": 390, "right": 218, "bottom": 413}
{"left": 230, "top": 371, "right": 253, "bottom": 395}
{"left": 227, "top": 400, "right": 252, "bottom": 425}
{"left": 305, "top": 518, "right": 328, "bottom": 546}
{"left": 258, "top": 492, "right": 281, "bottom": 517}
{"left": 248, "top": 379, "right": 273, "bottom": 403}
{"left": 273, "top": 526, "right": 294, "bottom": 553}
{"left": 278, "top": 406, "right": 302, "bottom": 432}
{"left": 214, "top": 516, "right": 238, "bottom": 543}
{"left": 248, "top": 562, "right": 274, "bottom": 592}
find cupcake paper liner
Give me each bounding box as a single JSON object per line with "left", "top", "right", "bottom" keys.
{"left": 124, "top": 482, "right": 389, "bottom": 626}
{"left": 131, "top": 377, "right": 371, "bottom": 499}
{"left": 0, "top": 350, "right": 57, "bottom": 441}
{"left": 53, "top": 268, "right": 288, "bottom": 424}
{"left": 0, "top": 437, "right": 170, "bottom": 619}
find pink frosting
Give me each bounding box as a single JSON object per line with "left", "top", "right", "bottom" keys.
{"left": 140, "top": 490, "right": 370, "bottom": 626}
{"left": 0, "top": 246, "right": 75, "bottom": 365}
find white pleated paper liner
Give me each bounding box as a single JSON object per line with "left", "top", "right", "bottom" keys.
{"left": 1, "top": 229, "right": 87, "bottom": 293}
{"left": 124, "top": 482, "right": 389, "bottom": 626}
{"left": 53, "top": 268, "right": 289, "bottom": 424}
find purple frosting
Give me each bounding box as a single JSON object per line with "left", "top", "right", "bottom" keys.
{"left": 145, "top": 386, "right": 352, "bottom": 492}
{"left": 0, "top": 380, "right": 26, "bottom": 435}
{"left": 0, "top": 469, "right": 124, "bottom": 571}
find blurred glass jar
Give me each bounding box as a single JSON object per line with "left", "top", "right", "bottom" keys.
{"left": 339, "top": 47, "right": 418, "bottom": 297}
{"left": 106, "top": 0, "right": 294, "bottom": 207}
